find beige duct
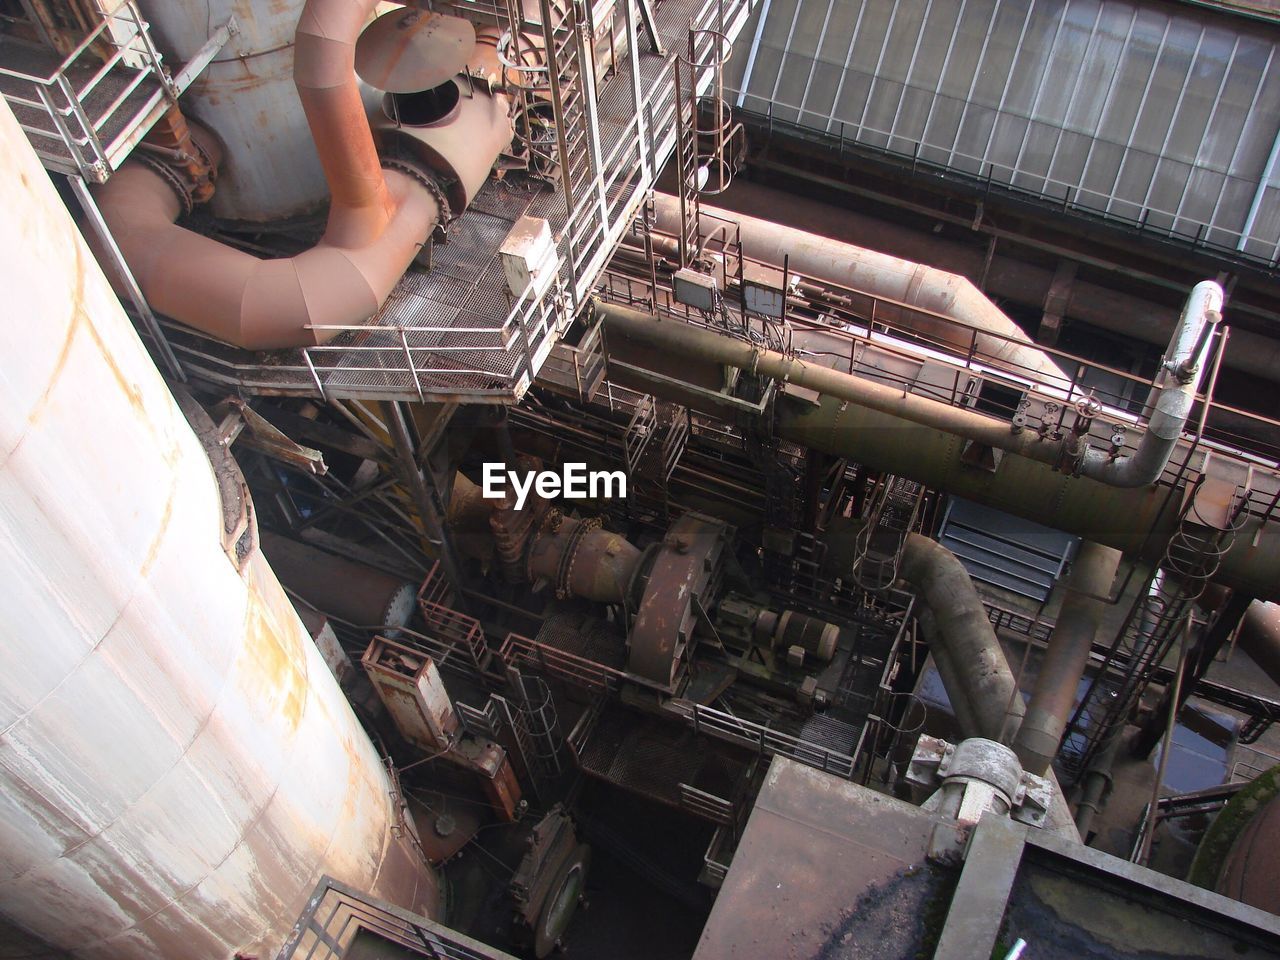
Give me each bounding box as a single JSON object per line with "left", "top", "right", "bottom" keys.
{"left": 648, "top": 193, "right": 1067, "bottom": 382}
{"left": 94, "top": 0, "right": 505, "bottom": 351}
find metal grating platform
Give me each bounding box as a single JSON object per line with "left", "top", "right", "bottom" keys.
{"left": 165, "top": 0, "right": 758, "bottom": 404}
{"left": 0, "top": 3, "right": 225, "bottom": 182}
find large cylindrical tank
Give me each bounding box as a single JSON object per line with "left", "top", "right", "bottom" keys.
{"left": 137, "top": 0, "right": 327, "bottom": 223}
{"left": 0, "top": 98, "right": 437, "bottom": 959}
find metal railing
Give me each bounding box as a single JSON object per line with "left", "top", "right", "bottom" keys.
{"left": 499, "top": 632, "right": 624, "bottom": 694}
{"left": 678, "top": 782, "right": 735, "bottom": 823}
{"left": 277, "top": 877, "right": 517, "bottom": 960}
{"left": 600, "top": 237, "right": 1280, "bottom": 518}
{"left": 0, "top": 2, "right": 173, "bottom": 180}
{"left": 534, "top": 316, "right": 606, "bottom": 401}
{"left": 669, "top": 699, "right": 858, "bottom": 778}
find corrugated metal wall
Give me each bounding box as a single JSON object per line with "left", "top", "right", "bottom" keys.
{"left": 729, "top": 0, "right": 1280, "bottom": 262}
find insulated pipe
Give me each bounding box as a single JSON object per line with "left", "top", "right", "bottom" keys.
{"left": 899, "top": 534, "right": 1024, "bottom": 743}
{"left": 1078, "top": 281, "right": 1221, "bottom": 487}
{"left": 648, "top": 193, "right": 1067, "bottom": 382}
{"left": 94, "top": 0, "right": 514, "bottom": 350}
{"left": 1013, "top": 542, "right": 1123, "bottom": 775}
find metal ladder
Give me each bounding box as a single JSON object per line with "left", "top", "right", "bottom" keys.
{"left": 673, "top": 53, "right": 701, "bottom": 268}
{"left": 851, "top": 475, "right": 925, "bottom": 592}
{"left": 538, "top": 0, "right": 608, "bottom": 289}
{"left": 1058, "top": 482, "right": 1243, "bottom": 780}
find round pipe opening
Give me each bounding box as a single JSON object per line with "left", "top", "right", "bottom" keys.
{"left": 384, "top": 81, "right": 462, "bottom": 127}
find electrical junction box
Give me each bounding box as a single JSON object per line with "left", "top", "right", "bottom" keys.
{"left": 500, "top": 215, "right": 559, "bottom": 300}
{"left": 673, "top": 267, "right": 718, "bottom": 311}
{"left": 742, "top": 260, "right": 796, "bottom": 318}
{"left": 362, "top": 636, "right": 460, "bottom": 752}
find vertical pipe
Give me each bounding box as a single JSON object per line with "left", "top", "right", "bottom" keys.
{"left": 1013, "top": 542, "right": 1123, "bottom": 775}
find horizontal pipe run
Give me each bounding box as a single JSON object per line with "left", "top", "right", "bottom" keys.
{"left": 597, "top": 298, "right": 1068, "bottom": 466}
{"left": 597, "top": 286, "right": 1219, "bottom": 491}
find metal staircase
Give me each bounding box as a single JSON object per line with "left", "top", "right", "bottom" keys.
{"left": 1059, "top": 480, "right": 1244, "bottom": 781}
{"left": 538, "top": 0, "right": 608, "bottom": 291}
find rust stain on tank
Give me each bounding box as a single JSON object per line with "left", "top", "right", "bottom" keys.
{"left": 239, "top": 568, "right": 308, "bottom": 732}
{"left": 27, "top": 238, "right": 87, "bottom": 426}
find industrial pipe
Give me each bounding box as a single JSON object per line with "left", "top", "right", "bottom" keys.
{"left": 595, "top": 296, "right": 1280, "bottom": 600}
{"left": 1013, "top": 542, "right": 1123, "bottom": 775}
{"left": 1078, "top": 281, "right": 1221, "bottom": 487}
{"left": 1237, "top": 600, "right": 1280, "bottom": 691}
{"left": 899, "top": 534, "right": 1024, "bottom": 743}
{"left": 597, "top": 295, "right": 1214, "bottom": 489}
{"left": 95, "top": 0, "right": 512, "bottom": 350}
{"left": 648, "top": 193, "right": 1067, "bottom": 382}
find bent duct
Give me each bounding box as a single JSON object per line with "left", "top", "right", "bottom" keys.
{"left": 899, "top": 534, "right": 1024, "bottom": 743}
{"left": 95, "top": 0, "right": 505, "bottom": 350}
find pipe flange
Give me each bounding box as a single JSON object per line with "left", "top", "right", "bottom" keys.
{"left": 134, "top": 151, "right": 195, "bottom": 216}
{"left": 560, "top": 517, "right": 603, "bottom": 601}
{"left": 382, "top": 157, "right": 454, "bottom": 228}
{"left": 552, "top": 518, "right": 595, "bottom": 600}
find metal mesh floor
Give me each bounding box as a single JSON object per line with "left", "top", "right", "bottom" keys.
{"left": 535, "top": 611, "right": 628, "bottom": 671}
{"left": 0, "top": 38, "right": 163, "bottom": 171}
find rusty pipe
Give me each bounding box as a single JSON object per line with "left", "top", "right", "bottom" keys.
{"left": 1013, "top": 542, "right": 1122, "bottom": 775}
{"left": 295, "top": 0, "right": 398, "bottom": 248}
{"left": 526, "top": 515, "right": 643, "bottom": 604}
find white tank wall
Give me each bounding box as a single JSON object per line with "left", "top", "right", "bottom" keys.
{"left": 138, "top": 0, "right": 327, "bottom": 223}
{"left": 0, "top": 98, "right": 437, "bottom": 959}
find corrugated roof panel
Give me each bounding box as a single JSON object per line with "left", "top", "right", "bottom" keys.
{"left": 728, "top": 0, "right": 1280, "bottom": 261}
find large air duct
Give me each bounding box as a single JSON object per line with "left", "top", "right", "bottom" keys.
{"left": 0, "top": 99, "right": 437, "bottom": 959}
{"left": 95, "top": 0, "right": 514, "bottom": 350}
{"left": 595, "top": 297, "right": 1280, "bottom": 601}
{"left": 648, "top": 193, "right": 1067, "bottom": 382}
